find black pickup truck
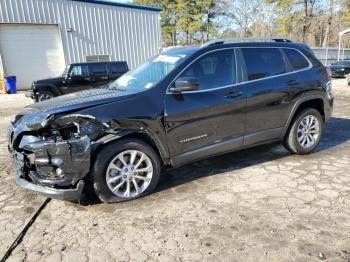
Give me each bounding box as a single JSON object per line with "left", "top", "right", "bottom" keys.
{"left": 26, "top": 61, "right": 128, "bottom": 102}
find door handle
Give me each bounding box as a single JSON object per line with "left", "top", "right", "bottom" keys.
{"left": 83, "top": 77, "right": 91, "bottom": 81}
{"left": 101, "top": 76, "right": 109, "bottom": 80}
{"left": 224, "top": 91, "right": 243, "bottom": 99}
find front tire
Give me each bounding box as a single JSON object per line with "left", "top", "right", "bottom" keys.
{"left": 36, "top": 90, "right": 55, "bottom": 102}
{"left": 284, "top": 108, "right": 324, "bottom": 155}
{"left": 91, "top": 139, "right": 161, "bottom": 203}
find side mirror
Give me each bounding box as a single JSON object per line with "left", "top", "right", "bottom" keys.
{"left": 170, "top": 77, "right": 200, "bottom": 93}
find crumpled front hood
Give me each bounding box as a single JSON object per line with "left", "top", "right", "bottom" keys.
{"left": 28, "top": 88, "right": 133, "bottom": 114}
{"left": 10, "top": 88, "right": 135, "bottom": 140}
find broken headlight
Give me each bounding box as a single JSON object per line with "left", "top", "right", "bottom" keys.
{"left": 65, "top": 122, "right": 104, "bottom": 140}
{"left": 47, "top": 114, "right": 107, "bottom": 140}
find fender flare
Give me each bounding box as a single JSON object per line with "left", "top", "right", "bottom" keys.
{"left": 36, "top": 85, "right": 63, "bottom": 96}
{"left": 282, "top": 94, "right": 326, "bottom": 136}
{"left": 91, "top": 130, "right": 170, "bottom": 166}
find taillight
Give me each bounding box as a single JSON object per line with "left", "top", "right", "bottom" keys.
{"left": 325, "top": 67, "right": 332, "bottom": 77}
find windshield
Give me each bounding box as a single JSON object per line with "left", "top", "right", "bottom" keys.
{"left": 62, "top": 65, "right": 70, "bottom": 76}
{"left": 109, "top": 50, "right": 193, "bottom": 92}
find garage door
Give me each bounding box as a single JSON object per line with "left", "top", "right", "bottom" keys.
{"left": 0, "top": 24, "right": 65, "bottom": 90}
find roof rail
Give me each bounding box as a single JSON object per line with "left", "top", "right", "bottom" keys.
{"left": 201, "top": 37, "right": 292, "bottom": 48}
{"left": 161, "top": 45, "right": 184, "bottom": 53}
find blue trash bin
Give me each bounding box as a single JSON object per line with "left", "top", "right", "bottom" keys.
{"left": 4, "top": 76, "right": 17, "bottom": 94}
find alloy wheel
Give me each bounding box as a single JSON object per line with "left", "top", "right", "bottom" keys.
{"left": 297, "top": 115, "right": 320, "bottom": 149}
{"left": 105, "top": 150, "right": 153, "bottom": 198}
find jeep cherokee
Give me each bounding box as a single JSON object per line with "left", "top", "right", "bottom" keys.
{"left": 8, "top": 37, "right": 334, "bottom": 203}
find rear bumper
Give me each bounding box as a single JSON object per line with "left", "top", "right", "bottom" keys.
{"left": 325, "top": 98, "right": 333, "bottom": 122}
{"left": 331, "top": 71, "right": 346, "bottom": 78}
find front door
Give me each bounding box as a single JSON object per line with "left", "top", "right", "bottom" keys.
{"left": 164, "top": 48, "right": 246, "bottom": 166}
{"left": 65, "top": 64, "right": 91, "bottom": 94}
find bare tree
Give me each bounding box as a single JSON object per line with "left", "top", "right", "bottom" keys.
{"left": 297, "top": 0, "right": 319, "bottom": 43}
{"left": 322, "top": 0, "right": 335, "bottom": 47}
{"left": 217, "top": 0, "right": 262, "bottom": 37}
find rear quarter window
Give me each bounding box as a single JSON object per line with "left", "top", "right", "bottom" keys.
{"left": 284, "top": 49, "right": 310, "bottom": 70}
{"left": 242, "top": 48, "right": 286, "bottom": 81}
{"left": 111, "top": 62, "right": 128, "bottom": 74}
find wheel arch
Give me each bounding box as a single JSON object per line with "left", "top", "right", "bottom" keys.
{"left": 91, "top": 130, "right": 170, "bottom": 167}
{"left": 36, "top": 85, "right": 62, "bottom": 96}
{"left": 283, "top": 95, "right": 325, "bottom": 137}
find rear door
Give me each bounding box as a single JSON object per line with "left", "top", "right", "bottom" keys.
{"left": 240, "top": 47, "right": 307, "bottom": 145}
{"left": 90, "top": 63, "right": 110, "bottom": 88}
{"left": 164, "top": 48, "right": 246, "bottom": 165}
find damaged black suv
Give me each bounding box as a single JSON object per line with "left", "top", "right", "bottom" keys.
{"left": 8, "top": 37, "right": 333, "bottom": 203}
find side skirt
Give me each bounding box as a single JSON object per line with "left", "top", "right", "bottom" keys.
{"left": 171, "top": 136, "right": 243, "bottom": 168}
{"left": 170, "top": 127, "right": 284, "bottom": 168}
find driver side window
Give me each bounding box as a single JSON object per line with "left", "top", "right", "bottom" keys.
{"left": 70, "top": 65, "right": 89, "bottom": 77}
{"left": 180, "top": 49, "right": 236, "bottom": 90}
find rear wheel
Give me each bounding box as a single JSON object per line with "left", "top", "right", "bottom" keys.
{"left": 91, "top": 139, "right": 161, "bottom": 203}
{"left": 36, "top": 90, "right": 54, "bottom": 102}
{"left": 284, "top": 108, "right": 323, "bottom": 154}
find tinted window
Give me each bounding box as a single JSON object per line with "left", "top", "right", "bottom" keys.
{"left": 242, "top": 48, "right": 286, "bottom": 81}
{"left": 284, "top": 49, "right": 309, "bottom": 70}
{"left": 180, "top": 49, "right": 236, "bottom": 90}
{"left": 111, "top": 63, "right": 127, "bottom": 74}
{"left": 70, "top": 65, "right": 89, "bottom": 76}
{"left": 90, "top": 63, "right": 108, "bottom": 76}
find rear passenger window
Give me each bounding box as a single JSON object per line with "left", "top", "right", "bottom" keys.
{"left": 90, "top": 63, "right": 108, "bottom": 76}
{"left": 284, "top": 49, "right": 310, "bottom": 70}
{"left": 180, "top": 49, "right": 236, "bottom": 90}
{"left": 242, "top": 48, "right": 286, "bottom": 81}
{"left": 111, "top": 63, "right": 127, "bottom": 74}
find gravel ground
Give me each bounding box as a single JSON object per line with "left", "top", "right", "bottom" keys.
{"left": 0, "top": 80, "right": 350, "bottom": 262}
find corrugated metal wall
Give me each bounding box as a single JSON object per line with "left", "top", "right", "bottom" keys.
{"left": 312, "top": 47, "right": 350, "bottom": 66}
{"left": 0, "top": 0, "right": 161, "bottom": 68}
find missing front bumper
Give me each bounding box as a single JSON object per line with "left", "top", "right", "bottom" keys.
{"left": 11, "top": 133, "right": 92, "bottom": 201}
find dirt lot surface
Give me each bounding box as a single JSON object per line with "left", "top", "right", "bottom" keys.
{"left": 0, "top": 80, "right": 350, "bottom": 262}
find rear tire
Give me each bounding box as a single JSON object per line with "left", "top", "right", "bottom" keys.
{"left": 91, "top": 138, "right": 161, "bottom": 203}
{"left": 284, "top": 108, "right": 323, "bottom": 155}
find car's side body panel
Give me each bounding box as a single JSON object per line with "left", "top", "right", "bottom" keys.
{"left": 8, "top": 41, "right": 333, "bottom": 200}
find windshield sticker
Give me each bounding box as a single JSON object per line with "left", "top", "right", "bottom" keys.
{"left": 154, "top": 55, "right": 180, "bottom": 64}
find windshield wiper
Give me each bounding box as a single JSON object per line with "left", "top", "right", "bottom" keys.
{"left": 109, "top": 86, "right": 127, "bottom": 91}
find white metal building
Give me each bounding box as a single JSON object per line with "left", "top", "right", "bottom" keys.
{"left": 0, "top": 0, "right": 162, "bottom": 90}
